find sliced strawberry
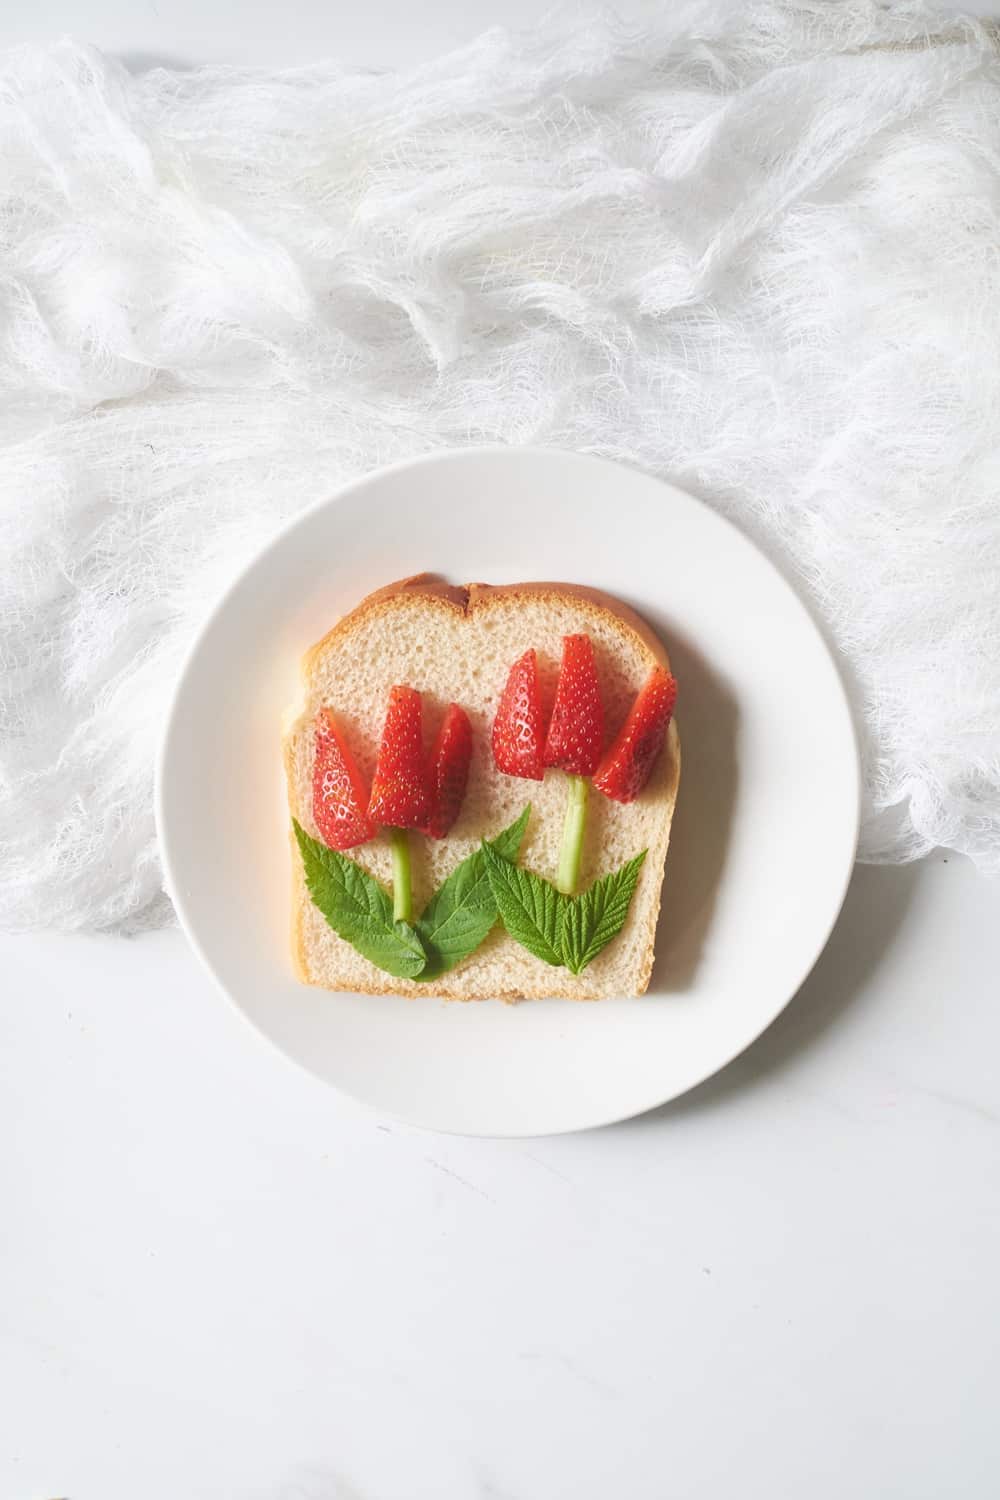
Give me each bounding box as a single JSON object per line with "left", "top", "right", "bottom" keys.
{"left": 368, "top": 684, "right": 433, "bottom": 829}
{"left": 492, "top": 648, "right": 545, "bottom": 781}
{"left": 543, "top": 633, "right": 604, "bottom": 777}
{"left": 312, "top": 708, "right": 377, "bottom": 851}
{"left": 423, "top": 702, "right": 473, "bottom": 839}
{"left": 593, "top": 667, "right": 677, "bottom": 804}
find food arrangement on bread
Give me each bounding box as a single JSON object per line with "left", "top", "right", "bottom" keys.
{"left": 284, "top": 575, "right": 680, "bottom": 1001}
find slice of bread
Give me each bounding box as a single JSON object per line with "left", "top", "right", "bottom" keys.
{"left": 284, "top": 576, "right": 681, "bottom": 1001}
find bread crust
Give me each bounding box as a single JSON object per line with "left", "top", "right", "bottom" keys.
{"left": 305, "top": 574, "right": 671, "bottom": 676}
{"left": 469, "top": 581, "right": 671, "bottom": 672}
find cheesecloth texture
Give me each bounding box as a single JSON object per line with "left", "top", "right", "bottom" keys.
{"left": 1, "top": 1, "right": 999, "bottom": 931}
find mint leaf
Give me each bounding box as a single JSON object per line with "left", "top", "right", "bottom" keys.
{"left": 489, "top": 804, "right": 532, "bottom": 863}
{"left": 482, "top": 840, "right": 565, "bottom": 967}
{"left": 560, "top": 851, "right": 647, "bottom": 974}
{"left": 293, "top": 820, "right": 427, "bottom": 979}
{"left": 295, "top": 807, "right": 643, "bottom": 984}
{"left": 415, "top": 806, "right": 531, "bottom": 981}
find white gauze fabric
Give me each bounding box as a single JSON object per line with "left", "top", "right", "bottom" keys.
{"left": 1, "top": 1, "right": 999, "bottom": 933}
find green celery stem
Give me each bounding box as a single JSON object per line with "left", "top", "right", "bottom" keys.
{"left": 390, "top": 827, "right": 413, "bottom": 924}
{"left": 556, "top": 774, "right": 589, "bottom": 896}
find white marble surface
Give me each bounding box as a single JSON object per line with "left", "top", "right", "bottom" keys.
{"left": 3, "top": 854, "right": 999, "bottom": 1499}
{"left": 3, "top": 3, "right": 1000, "bottom": 1496}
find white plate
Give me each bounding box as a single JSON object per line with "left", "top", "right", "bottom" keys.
{"left": 156, "top": 447, "right": 859, "bottom": 1136}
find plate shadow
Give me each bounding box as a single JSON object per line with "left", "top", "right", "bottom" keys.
{"left": 643, "top": 617, "right": 740, "bottom": 992}
{"left": 627, "top": 861, "right": 921, "bottom": 1126}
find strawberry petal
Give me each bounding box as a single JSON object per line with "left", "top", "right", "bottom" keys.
{"left": 368, "top": 685, "right": 433, "bottom": 830}
{"left": 312, "top": 708, "right": 377, "bottom": 850}
{"left": 492, "top": 648, "right": 545, "bottom": 781}
{"left": 424, "top": 702, "right": 473, "bottom": 839}
{"left": 543, "top": 633, "right": 604, "bottom": 777}
{"left": 593, "top": 667, "right": 677, "bottom": 804}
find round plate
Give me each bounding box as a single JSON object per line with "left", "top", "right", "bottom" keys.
{"left": 156, "top": 447, "right": 859, "bottom": 1136}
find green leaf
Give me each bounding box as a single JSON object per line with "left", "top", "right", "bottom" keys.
{"left": 489, "top": 804, "right": 532, "bottom": 863}
{"left": 481, "top": 840, "right": 565, "bottom": 967}
{"left": 293, "top": 820, "right": 427, "bottom": 979}
{"left": 560, "top": 851, "right": 647, "bottom": 974}
{"left": 415, "top": 806, "right": 531, "bottom": 981}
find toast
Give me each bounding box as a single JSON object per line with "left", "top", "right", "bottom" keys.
{"left": 284, "top": 576, "right": 681, "bottom": 1000}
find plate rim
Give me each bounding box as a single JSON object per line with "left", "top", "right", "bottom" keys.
{"left": 155, "top": 444, "right": 862, "bottom": 1136}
